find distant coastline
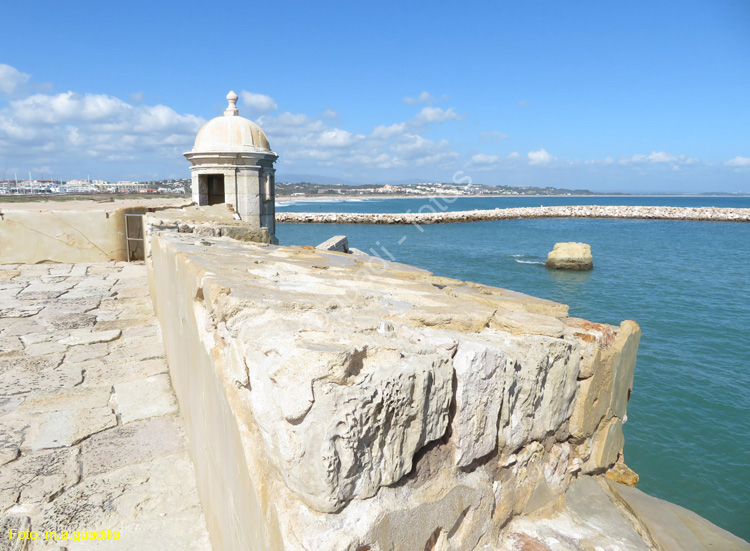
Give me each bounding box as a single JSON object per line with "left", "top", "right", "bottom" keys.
{"left": 275, "top": 192, "right": 750, "bottom": 203}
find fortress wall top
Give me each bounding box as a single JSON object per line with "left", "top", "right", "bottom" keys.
{"left": 145, "top": 214, "right": 640, "bottom": 551}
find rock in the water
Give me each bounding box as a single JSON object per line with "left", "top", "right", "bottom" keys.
{"left": 546, "top": 242, "right": 593, "bottom": 271}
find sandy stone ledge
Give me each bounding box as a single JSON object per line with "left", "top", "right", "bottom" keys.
{"left": 276, "top": 205, "right": 750, "bottom": 224}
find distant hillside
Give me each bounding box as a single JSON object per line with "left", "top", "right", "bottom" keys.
{"left": 274, "top": 174, "right": 360, "bottom": 186}
{"left": 275, "top": 181, "right": 600, "bottom": 196}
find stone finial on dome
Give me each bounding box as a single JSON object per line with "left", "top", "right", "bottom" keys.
{"left": 225, "top": 90, "right": 239, "bottom": 116}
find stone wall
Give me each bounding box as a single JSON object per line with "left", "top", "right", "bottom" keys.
{"left": 0, "top": 207, "right": 144, "bottom": 264}
{"left": 146, "top": 219, "right": 641, "bottom": 551}
{"left": 277, "top": 204, "right": 750, "bottom": 224}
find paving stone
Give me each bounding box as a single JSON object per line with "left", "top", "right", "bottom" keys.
{"left": 47, "top": 265, "right": 73, "bottom": 276}
{"left": 92, "top": 317, "right": 153, "bottom": 331}
{"left": 25, "top": 408, "right": 117, "bottom": 451}
{"left": 0, "top": 263, "right": 211, "bottom": 550}
{"left": 67, "top": 265, "right": 89, "bottom": 277}
{"left": 73, "top": 277, "right": 113, "bottom": 289}
{"left": 0, "top": 515, "right": 31, "bottom": 551}
{"left": 81, "top": 415, "right": 186, "bottom": 477}
{"left": 58, "top": 330, "right": 121, "bottom": 347}
{"left": 105, "top": 343, "right": 165, "bottom": 364}
{"left": 0, "top": 448, "right": 19, "bottom": 468}
{"left": 63, "top": 344, "right": 108, "bottom": 364}
{"left": 79, "top": 358, "right": 168, "bottom": 386}
{"left": 40, "top": 313, "right": 97, "bottom": 331}
{"left": 0, "top": 270, "right": 21, "bottom": 282}
{"left": 23, "top": 343, "right": 68, "bottom": 357}
{"left": 0, "top": 418, "right": 27, "bottom": 467}
{"left": 1, "top": 323, "right": 46, "bottom": 339}
{"left": 114, "top": 374, "right": 177, "bottom": 424}
{"left": 0, "top": 287, "right": 25, "bottom": 300}
{"left": 58, "top": 287, "right": 114, "bottom": 300}
{"left": 111, "top": 285, "right": 150, "bottom": 299}
{"left": 0, "top": 397, "right": 25, "bottom": 418}
{"left": 0, "top": 448, "right": 80, "bottom": 511}
{"left": 0, "top": 355, "right": 82, "bottom": 394}
{"left": 116, "top": 263, "right": 146, "bottom": 278}
{"left": 36, "top": 455, "right": 207, "bottom": 551}
{"left": 120, "top": 324, "right": 160, "bottom": 339}
{"left": 0, "top": 306, "right": 43, "bottom": 319}
{"left": 22, "top": 282, "right": 74, "bottom": 293}
{"left": 38, "top": 276, "right": 70, "bottom": 285}
{"left": 38, "top": 297, "right": 102, "bottom": 315}
{"left": 18, "top": 386, "right": 111, "bottom": 414}
{"left": 20, "top": 332, "right": 70, "bottom": 346}
{"left": 0, "top": 338, "right": 23, "bottom": 358}
{"left": 86, "top": 264, "right": 121, "bottom": 276}
{"left": 20, "top": 283, "right": 75, "bottom": 300}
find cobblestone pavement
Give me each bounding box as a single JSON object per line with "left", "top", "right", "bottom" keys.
{"left": 0, "top": 262, "right": 212, "bottom": 550}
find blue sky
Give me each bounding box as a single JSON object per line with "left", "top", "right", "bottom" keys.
{"left": 1, "top": 0, "right": 748, "bottom": 192}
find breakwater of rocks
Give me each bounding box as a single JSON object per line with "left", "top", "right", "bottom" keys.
{"left": 277, "top": 205, "right": 750, "bottom": 225}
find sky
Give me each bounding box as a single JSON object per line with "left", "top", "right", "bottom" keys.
{"left": 1, "top": 0, "right": 748, "bottom": 193}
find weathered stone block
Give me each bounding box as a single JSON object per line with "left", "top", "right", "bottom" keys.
{"left": 546, "top": 242, "right": 593, "bottom": 271}
{"left": 114, "top": 374, "right": 178, "bottom": 424}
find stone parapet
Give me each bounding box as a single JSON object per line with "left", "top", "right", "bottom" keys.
{"left": 146, "top": 227, "right": 643, "bottom": 551}
{"left": 0, "top": 207, "right": 141, "bottom": 264}
{"left": 144, "top": 203, "right": 274, "bottom": 251}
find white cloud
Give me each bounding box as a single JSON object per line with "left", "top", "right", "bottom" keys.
{"left": 320, "top": 109, "right": 338, "bottom": 119}
{"left": 316, "top": 128, "right": 360, "bottom": 148}
{"left": 632, "top": 151, "right": 676, "bottom": 163}
{"left": 403, "top": 91, "right": 445, "bottom": 105}
{"left": 517, "top": 99, "right": 530, "bottom": 108}
{"left": 0, "top": 90, "right": 205, "bottom": 174}
{"left": 466, "top": 153, "right": 501, "bottom": 171}
{"left": 724, "top": 156, "right": 750, "bottom": 167}
{"left": 0, "top": 64, "right": 30, "bottom": 97}
{"left": 371, "top": 122, "right": 406, "bottom": 140}
{"left": 470, "top": 153, "right": 500, "bottom": 165}
{"left": 528, "top": 148, "right": 555, "bottom": 165}
{"left": 389, "top": 134, "right": 458, "bottom": 166}
{"left": 481, "top": 130, "right": 509, "bottom": 142}
{"left": 414, "top": 106, "right": 462, "bottom": 124}
{"left": 256, "top": 112, "right": 326, "bottom": 137}
{"left": 264, "top": 97, "right": 465, "bottom": 168}
{"left": 257, "top": 107, "right": 459, "bottom": 169}
{"left": 10, "top": 92, "right": 131, "bottom": 124}
{"left": 466, "top": 151, "right": 525, "bottom": 171}
{"left": 626, "top": 151, "right": 699, "bottom": 166}
{"left": 239, "top": 91, "right": 278, "bottom": 115}
{"left": 130, "top": 91, "right": 145, "bottom": 103}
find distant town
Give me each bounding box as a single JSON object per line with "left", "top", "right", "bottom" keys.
{"left": 2, "top": 178, "right": 742, "bottom": 200}
{"left": 0, "top": 178, "right": 190, "bottom": 196}
{"left": 275, "top": 181, "right": 600, "bottom": 197}
{"left": 0, "top": 178, "right": 599, "bottom": 199}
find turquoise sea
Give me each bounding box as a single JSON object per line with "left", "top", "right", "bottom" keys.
{"left": 277, "top": 196, "right": 750, "bottom": 540}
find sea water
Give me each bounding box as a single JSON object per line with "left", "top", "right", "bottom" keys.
{"left": 278, "top": 194, "right": 750, "bottom": 212}
{"left": 277, "top": 197, "right": 750, "bottom": 540}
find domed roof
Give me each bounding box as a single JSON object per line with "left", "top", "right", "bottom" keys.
{"left": 191, "top": 91, "right": 272, "bottom": 153}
